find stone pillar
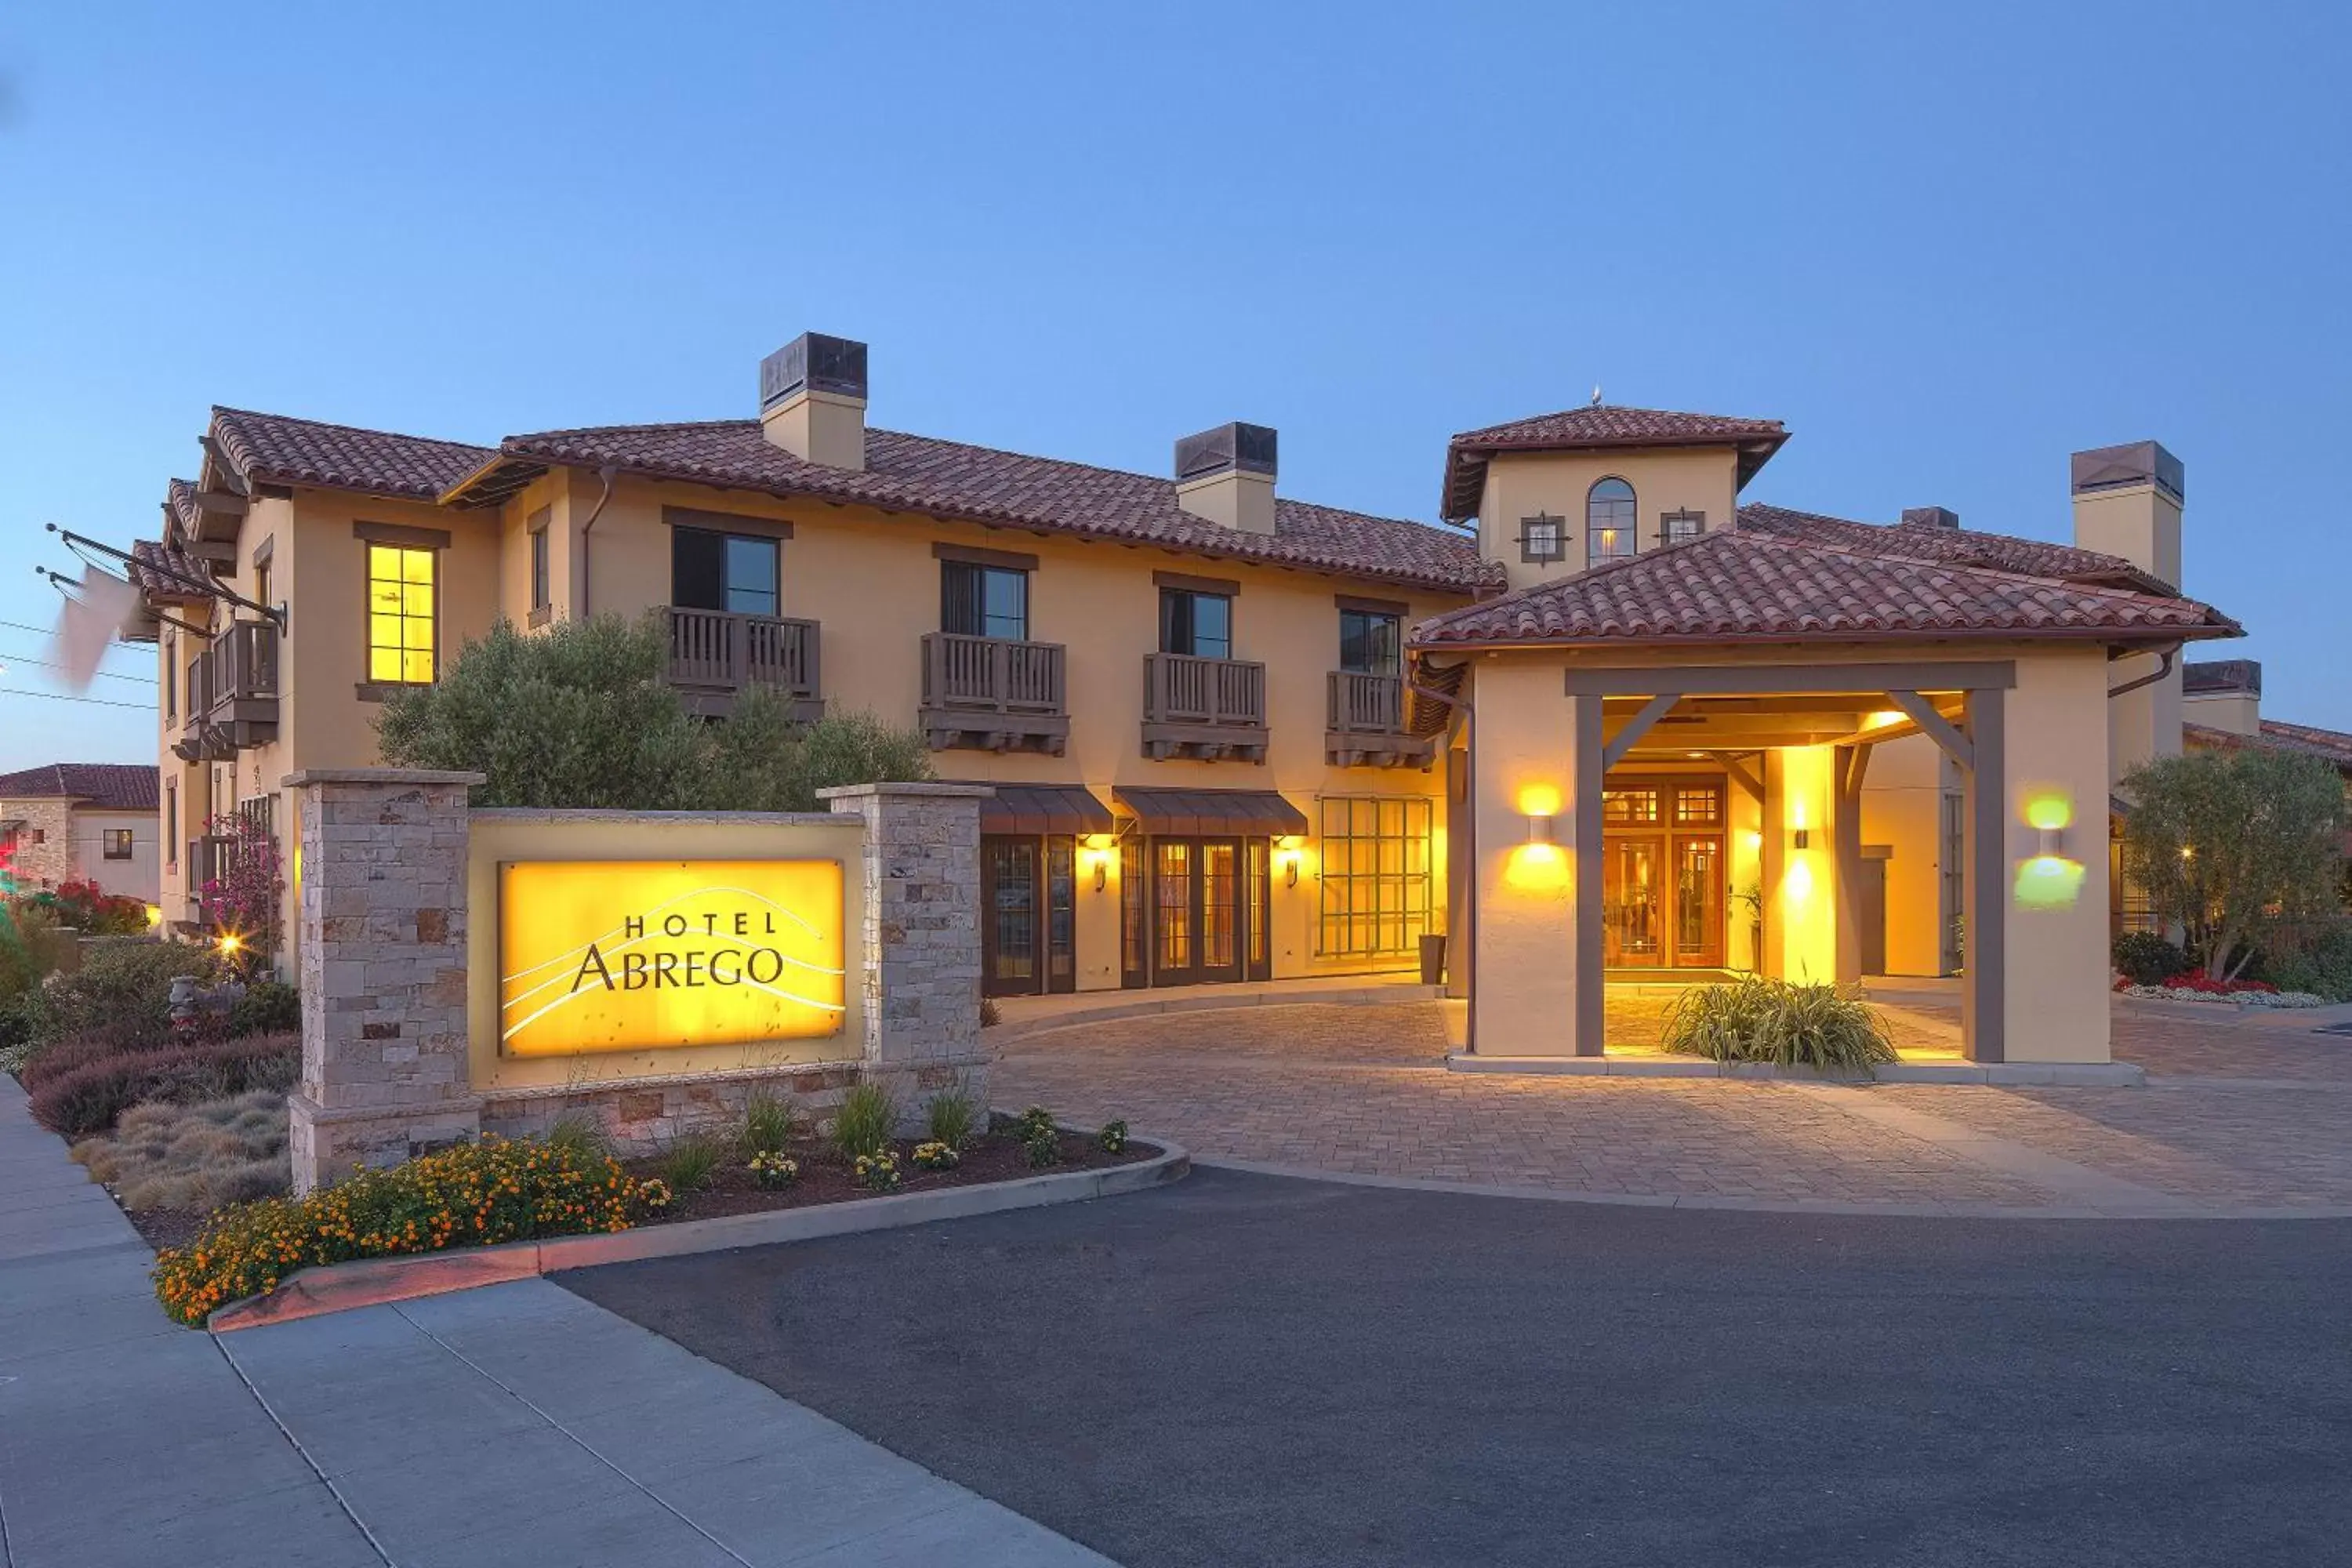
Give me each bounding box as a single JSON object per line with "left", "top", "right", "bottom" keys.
{"left": 818, "top": 783, "right": 990, "bottom": 1107}
{"left": 284, "top": 769, "right": 485, "bottom": 1194}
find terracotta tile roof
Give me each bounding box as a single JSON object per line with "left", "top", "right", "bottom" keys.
{"left": 129, "top": 536, "right": 214, "bottom": 600}
{"left": 209, "top": 407, "right": 496, "bottom": 501}
{"left": 1410, "top": 526, "right": 2239, "bottom": 650}
{"left": 2189, "top": 719, "right": 2352, "bottom": 770}
{"left": 0, "top": 763, "right": 159, "bottom": 811}
{"left": 463, "top": 421, "right": 1501, "bottom": 595}
{"left": 1441, "top": 404, "right": 1788, "bottom": 520}
{"left": 1737, "top": 503, "right": 2177, "bottom": 596}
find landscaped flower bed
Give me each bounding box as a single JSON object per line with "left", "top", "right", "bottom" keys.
{"left": 2115, "top": 976, "right": 2326, "bottom": 1007}
{"left": 619, "top": 1116, "right": 1153, "bottom": 1228}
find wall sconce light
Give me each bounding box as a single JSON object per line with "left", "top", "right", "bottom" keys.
{"left": 1081, "top": 833, "right": 1113, "bottom": 893}
{"left": 1275, "top": 833, "right": 1302, "bottom": 888}
{"left": 2015, "top": 791, "right": 2084, "bottom": 909}
{"left": 1789, "top": 800, "right": 1809, "bottom": 851}
{"left": 1527, "top": 813, "right": 1554, "bottom": 845}
{"left": 1791, "top": 826, "right": 1810, "bottom": 851}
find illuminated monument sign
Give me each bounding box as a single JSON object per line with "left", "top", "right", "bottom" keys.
{"left": 498, "top": 859, "right": 847, "bottom": 1056}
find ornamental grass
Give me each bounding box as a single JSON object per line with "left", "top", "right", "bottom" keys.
{"left": 151, "top": 1134, "right": 637, "bottom": 1327}
{"left": 1657, "top": 975, "right": 1898, "bottom": 1073}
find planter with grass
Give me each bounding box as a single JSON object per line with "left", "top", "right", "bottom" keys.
{"left": 1658, "top": 976, "right": 1899, "bottom": 1076}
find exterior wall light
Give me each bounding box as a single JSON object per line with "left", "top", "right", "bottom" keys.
{"left": 2016, "top": 791, "right": 2084, "bottom": 909}
{"left": 1275, "top": 834, "right": 1302, "bottom": 888}
{"left": 1080, "top": 833, "right": 1114, "bottom": 893}
{"left": 1527, "top": 813, "right": 1554, "bottom": 845}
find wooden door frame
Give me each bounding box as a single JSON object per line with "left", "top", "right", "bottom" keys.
{"left": 1142, "top": 834, "right": 1270, "bottom": 988}
{"left": 1602, "top": 773, "right": 1730, "bottom": 971}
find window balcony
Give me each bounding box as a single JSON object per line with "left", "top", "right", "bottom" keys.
{"left": 664, "top": 606, "right": 823, "bottom": 721}
{"left": 1325, "top": 670, "right": 1436, "bottom": 770}
{"left": 1142, "top": 652, "right": 1269, "bottom": 763}
{"left": 172, "top": 621, "right": 280, "bottom": 762}
{"left": 919, "top": 632, "right": 1069, "bottom": 755}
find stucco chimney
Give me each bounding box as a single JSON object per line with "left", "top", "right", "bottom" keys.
{"left": 1900, "top": 506, "right": 1961, "bottom": 530}
{"left": 2074, "top": 439, "right": 2186, "bottom": 779}
{"left": 760, "top": 333, "right": 867, "bottom": 470}
{"left": 1174, "top": 422, "right": 1277, "bottom": 535}
{"left": 2183, "top": 659, "right": 2261, "bottom": 738}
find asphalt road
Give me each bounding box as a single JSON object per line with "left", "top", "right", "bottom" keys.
{"left": 559, "top": 1169, "right": 2352, "bottom": 1568}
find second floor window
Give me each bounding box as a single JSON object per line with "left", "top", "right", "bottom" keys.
{"left": 940, "top": 561, "right": 1029, "bottom": 641}
{"left": 366, "top": 543, "right": 437, "bottom": 685}
{"left": 1588, "top": 478, "right": 1636, "bottom": 564}
{"left": 102, "top": 829, "right": 134, "bottom": 860}
{"left": 529, "top": 509, "right": 551, "bottom": 612}
{"left": 1519, "top": 514, "right": 1566, "bottom": 564}
{"left": 163, "top": 636, "right": 176, "bottom": 720}
{"left": 1661, "top": 509, "right": 1704, "bottom": 545}
{"left": 672, "top": 526, "right": 780, "bottom": 618}
{"left": 1338, "top": 608, "right": 1401, "bottom": 677}
{"left": 1160, "top": 588, "right": 1232, "bottom": 660}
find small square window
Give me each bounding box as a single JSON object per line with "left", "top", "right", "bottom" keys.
{"left": 1519, "top": 514, "right": 1566, "bottom": 564}
{"left": 1661, "top": 510, "right": 1705, "bottom": 545}
{"left": 102, "top": 829, "right": 134, "bottom": 860}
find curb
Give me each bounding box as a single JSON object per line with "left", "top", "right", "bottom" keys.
{"left": 1443, "top": 1053, "right": 2147, "bottom": 1087}
{"left": 989, "top": 984, "right": 1441, "bottom": 1043}
{"left": 207, "top": 1139, "right": 1189, "bottom": 1334}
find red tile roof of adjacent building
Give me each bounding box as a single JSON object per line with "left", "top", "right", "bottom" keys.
{"left": 1410, "top": 525, "right": 2238, "bottom": 650}
{"left": 1736, "top": 503, "right": 2178, "bottom": 596}
{"left": 453, "top": 420, "right": 1502, "bottom": 594}
{"left": 209, "top": 407, "right": 497, "bottom": 501}
{"left": 0, "top": 763, "right": 160, "bottom": 811}
{"left": 129, "top": 535, "right": 215, "bottom": 600}
{"left": 2187, "top": 719, "right": 2352, "bottom": 770}
{"left": 1441, "top": 404, "right": 1790, "bottom": 520}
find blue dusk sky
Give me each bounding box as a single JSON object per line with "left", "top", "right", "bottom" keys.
{"left": 2, "top": 2, "right": 2345, "bottom": 769}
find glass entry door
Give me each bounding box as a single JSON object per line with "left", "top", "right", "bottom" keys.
{"left": 1603, "top": 776, "right": 1727, "bottom": 971}
{"left": 1139, "top": 837, "right": 1266, "bottom": 985}
{"left": 982, "top": 836, "right": 1076, "bottom": 996}
{"left": 1604, "top": 837, "right": 1666, "bottom": 966}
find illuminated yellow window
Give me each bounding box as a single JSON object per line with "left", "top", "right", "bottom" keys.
{"left": 367, "top": 543, "right": 437, "bottom": 684}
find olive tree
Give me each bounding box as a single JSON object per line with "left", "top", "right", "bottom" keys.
{"left": 376, "top": 614, "right": 931, "bottom": 811}
{"left": 2119, "top": 746, "right": 2348, "bottom": 980}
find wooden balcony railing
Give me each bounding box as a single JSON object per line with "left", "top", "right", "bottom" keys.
{"left": 918, "top": 633, "right": 1069, "bottom": 755}
{"left": 1142, "top": 652, "right": 1269, "bottom": 761}
{"left": 1325, "top": 670, "right": 1435, "bottom": 770}
{"left": 173, "top": 621, "right": 279, "bottom": 761}
{"left": 663, "top": 606, "right": 822, "bottom": 720}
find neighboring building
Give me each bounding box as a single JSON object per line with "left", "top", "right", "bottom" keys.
{"left": 126, "top": 341, "right": 2262, "bottom": 1065}
{"left": 0, "top": 762, "right": 162, "bottom": 903}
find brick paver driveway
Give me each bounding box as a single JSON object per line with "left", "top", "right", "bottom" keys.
{"left": 991, "top": 997, "right": 2352, "bottom": 1214}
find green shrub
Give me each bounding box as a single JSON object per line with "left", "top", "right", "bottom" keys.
{"left": 740, "top": 1091, "right": 799, "bottom": 1156}
{"left": 151, "top": 1134, "right": 633, "bottom": 1326}
{"left": 853, "top": 1150, "right": 902, "bottom": 1192}
{"left": 924, "top": 1088, "right": 978, "bottom": 1150}
{"left": 1011, "top": 1105, "right": 1057, "bottom": 1143}
{"left": 657, "top": 1133, "right": 724, "bottom": 1192}
{"left": 71, "top": 1090, "right": 289, "bottom": 1212}
{"left": 0, "top": 906, "right": 74, "bottom": 1008}
{"left": 831, "top": 1081, "right": 898, "bottom": 1160}
{"left": 26, "top": 1033, "right": 300, "bottom": 1138}
{"left": 227, "top": 980, "right": 301, "bottom": 1039}
{"left": 1023, "top": 1129, "right": 1065, "bottom": 1169}
{"left": 2250, "top": 920, "right": 2352, "bottom": 1003}
{"left": 1658, "top": 977, "right": 1897, "bottom": 1073}
{"left": 2112, "top": 930, "right": 2190, "bottom": 986}
{"left": 1098, "top": 1120, "right": 1128, "bottom": 1155}
{"left": 33, "top": 940, "right": 212, "bottom": 1048}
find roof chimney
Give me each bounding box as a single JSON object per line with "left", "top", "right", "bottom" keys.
{"left": 760, "top": 332, "right": 867, "bottom": 470}
{"left": 2073, "top": 439, "right": 2186, "bottom": 781}
{"left": 1174, "top": 422, "right": 1277, "bottom": 535}
{"left": 1900, "top": 506, "right": 1961, "bottom": 530}
{"left": 2182, "top": 659, "right": 2260, "bottom": 738}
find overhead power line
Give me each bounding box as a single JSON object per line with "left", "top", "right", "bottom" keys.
{"left": 0, "top": 687, "right": 154, "bottom": 711}
{"left": 0, "top": 651, "right": 156, "bottom": 684}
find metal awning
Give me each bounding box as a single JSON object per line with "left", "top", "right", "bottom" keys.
{"left": 971, "top": 783, "right": 1115, "bottom": 837}
{"left": 1112, "top": 786, "right": 1310, "bottom": 839}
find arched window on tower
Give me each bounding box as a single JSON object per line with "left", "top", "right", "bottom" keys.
{"left": 1587, "top": 477, "right": 1636, "bottom": 564}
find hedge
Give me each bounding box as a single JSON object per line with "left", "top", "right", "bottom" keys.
{"left": 27, "top": 1033, "right": 300, "bottom": 1139}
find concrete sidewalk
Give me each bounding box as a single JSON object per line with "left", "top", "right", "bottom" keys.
{"left": 0, "top": 1078, "right": 377, "bottom": 1568}
{"left": 0, "top": 1078, "right": 1115, "bottom": 1567}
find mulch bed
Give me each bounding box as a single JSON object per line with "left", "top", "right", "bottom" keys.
{"left": 628, "top": 1127, "right": 1156, "bottom": 1225}
{"left": 121, "top": 1204, "right": 209, "bottom": 1255}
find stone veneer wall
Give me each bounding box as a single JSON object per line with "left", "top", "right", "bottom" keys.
{"left": 0, "top": 799, "right": 77, "bottom": 890}
{"left": 288, "top": 771, "right": 991, "bottom": 1188}
{"left": 285, "top": 770, "right": 485, "bottom": 1193}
